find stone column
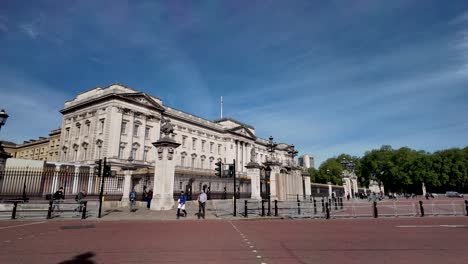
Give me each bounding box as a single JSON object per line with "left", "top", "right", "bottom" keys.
{"left": 52, "top": 165, "right": 61, "bottom": 193}
{"left": 73, "top": 166, "right": 80, "bottom": 194}
{"left": 304, "top": 176, "right": 311, "bottom": 196}
{"left": 245, "top": 162, "right": 262, "bottom": 200}
{"left": 121, "top": 166, "right": 135, "bottom": 203}
{"left": 151, "top": 129, "right": 181, "bottom": 211}
{"left": 88, "top": 166, "right": 94, "bottom": 194}
{"left": 269, "top": 164, "right": 280, "bottom": 201}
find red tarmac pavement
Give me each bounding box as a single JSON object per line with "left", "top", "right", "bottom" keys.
{"left": 0, "top": 217, "right": 467, "bottom": 264}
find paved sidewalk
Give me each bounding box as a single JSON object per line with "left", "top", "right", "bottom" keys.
{"left": 100, "top": 200, "right": 222, "bottom": 221}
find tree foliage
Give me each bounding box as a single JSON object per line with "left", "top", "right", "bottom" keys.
{"left": 311, "top": 145, "right": 468, "bottom": 194}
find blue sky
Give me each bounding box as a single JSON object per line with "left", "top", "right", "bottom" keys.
{"left": 1, "top": 0, "right": 467, "bottom": 166}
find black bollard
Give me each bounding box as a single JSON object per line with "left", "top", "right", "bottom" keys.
{"left": 419, "top": 201, "right": 424, "bottom": 217}
{"left": 334, "top": 198, "right": 338, "bottom": 210}
{"left": 313, "top": 199, "right": 317, "bottom": 214}
{"left": 373, "top": 201, "right": 378, "bottom": 218}
{"left": 465, "top": 200, "right": 468, "bottom": 216}
{"left": 321, "top": 198, "right": 325, "bottom": 213}
{"left": 274, "top": 200, "right": 278, "bottom": 216}
{"left": 244, "top": 200, "right": 248, "bottom": 218}
{"left": 261, "top": 200, "right": 265, "bottom": 216}
{"left": 47, "top": 200, "right": 53, "bottom": 219}
{"left": 328, "top": 198, "right": 332, "bottom": 211}
{"left": 340, "top": 197, "right": 343, "bottom": 209}
{"left": 297, "top": 198, "right": 301, "bottom": 215}
{"left": 325, "top": 202, "right": 330, "bottom": 219}
{"left": 81, "top": 201, "right": 88, "bottom": 219}
{"left": 297, "top": 194, "right": 299, "bottom": 202}
{"left": 11, "top": 201, "right": 18, "bottom": 220}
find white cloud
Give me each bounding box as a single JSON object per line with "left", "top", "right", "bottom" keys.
{"left": 20, "top": 23, "right": 39, "bottom": 39}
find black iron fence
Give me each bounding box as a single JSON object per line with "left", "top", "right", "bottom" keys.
{"left": 0, "top": 166, "right": 124, "bottom": 201}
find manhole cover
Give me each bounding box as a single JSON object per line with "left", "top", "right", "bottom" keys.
{"left": 60, "top": 225, "right": 95, "bottom": 230}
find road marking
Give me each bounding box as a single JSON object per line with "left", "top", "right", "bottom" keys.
{"left": 253, "top": 250, "right": 257, "bottom": 253}
{"left": 397, "top": 225, "right": 468, "bottom": 228}
{"left": 4, "top": 240, "right": 11, "bottom": 243}
{"left": 257, "top": 255, "right": 262, "bottom": 258}
{"left": 0, "top": 221, "right": 46, "bottom": 230}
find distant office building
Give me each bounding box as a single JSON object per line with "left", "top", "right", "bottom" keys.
{"left": 298, "top": 154, "right": 314, "bottom": 169}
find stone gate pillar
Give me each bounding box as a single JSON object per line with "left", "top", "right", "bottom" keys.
{"left": 151, "top": 118, "right": 181, "bottom": 211}
{"left": 121, "top": 164, "right": 136, "bottom": 204}
{"left": 245, "top": 161, "right": 262, "bottom": 200}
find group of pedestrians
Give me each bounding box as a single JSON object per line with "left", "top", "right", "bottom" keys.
{"left": 52, "top": 187, "right": 87, "bottom": 216}
{"left": 176, "top": 190, "right": 207, "bottom": 219}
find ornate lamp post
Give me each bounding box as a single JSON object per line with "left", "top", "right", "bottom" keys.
{"left": 264, "top": 136, "right": 278, "bottom": 216}
{"left": 326, "top": 168, "right": 331, "bottom": 184}
{"left": 0, "top": 109, "right": 11, "bottom": 172}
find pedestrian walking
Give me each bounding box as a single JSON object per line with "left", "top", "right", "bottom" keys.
{"left": 146, "top": 189, "right": 153, "bottom": 209}
{"left": 129, "top": 189, "right": 137, "bottom": 212}
{"left": 74, "top": 190, "right": 87, "bottom": 214}
{"left": 52, "top": 187, "right": 65, "bottom": 212}
{"left": 198, "top": 190, "right": 207, "bottom": 219}
{"left": 177, "top": 191, "right": 187, "bottom": 219}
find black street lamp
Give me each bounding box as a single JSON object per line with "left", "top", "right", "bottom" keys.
{"left": 0, "top": 109, "right": 11, "bottom": 154}
{"left": 326, "top": 168, "right": 331, "bottom": 184}
{"left": 265, "top": 165, "right": 272, "bottom": 216}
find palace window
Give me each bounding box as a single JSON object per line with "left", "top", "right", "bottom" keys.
{"left": 145, "top": 127, "right": 150, "bottom": 139}
{"left": 201, "top": 140, "right": 205, "bottom": 152}
{"left": 218, "top": 144, "right": 221, "bottom": 154}
{"left": 121, "top": 121, "right": 127, "bottom": 134}
{"left": 181, "top": 155, "right": 186, "bottom": 167}
{"left": 133, "top": 124, "right": 139, "bottom": 137}
{"left": 118, "top": 145, "right": 125, "bottom": 159}
{"left": 143, "top": 148, "right": 149, "bottom": 162}
{"left": 85, "top": 120, "right": 91, "bottom": 135}
{"left": 99, "top": 119, "right": 105, "bottom": 133}
{"left": 192, "top": 138, "right": 197, "bottom": 150}
{"left": 210, "top": 142, "right": 214, "bottom": 153}
{"left": 182, "top": 136, "right": 187, "bottom": 147}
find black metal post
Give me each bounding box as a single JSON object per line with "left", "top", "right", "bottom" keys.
{"left": 274, "top": 200, "right": 278, "bottom": 216}
{"left": 98, "top": 158, "right": 104, "bottom": 218}
{"left": 313, "top": 198, "right": 317, "bottom": 214}
{"left": 340, "top": 197, "right": 343, "bottom": 209}
{"left": 321, "top": 197, "right": 325, "bottom": 213}
{"left": 81, "top": 201, "right": 88, "bottom": 219}
{"left": 244, "top": 200, "right": 248, "bottom": 218}
{"left": 233, "top": 159, "right": 236, "bottom": 217}
{"left": 22, "top": 178, "right": 27, "bottom": 202}
{"left": 261, "top": 199, "right": 265, "bottom": 216}
{"left": 465, "top": 200, "right": 468, "bottom": 216}
{"left": 328, "top": 198, "right": 332, "bottom": 211}
{"left": 373, "top": 201, "right": 378, "bottom": 218}
{"left": 334, "top": 198, "right": 338, "bottom": 210}
{"left": 47, "top": 200, "right": 53, "bottom": 219}
{"left": 11, "top": 201, "right": 17, "bottom": 220}
{"left": 325, "top": 202, "right": 330, "bottom": 219}
{"left": 419, "top": 200, "right": 424, "bottom": 217}
{"left": 297, "top": 197, "right": 301, "bottom": 215}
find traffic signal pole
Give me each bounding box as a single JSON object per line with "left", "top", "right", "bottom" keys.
{"left": 98, "top": 157, "right": 105, "bottom": 218}
{"left": 233, "top": 159, "right": 236, "bottom": 217}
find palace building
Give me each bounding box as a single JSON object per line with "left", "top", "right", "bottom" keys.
{"left": 3, "top": 84, "right": 311, "bottom": 202}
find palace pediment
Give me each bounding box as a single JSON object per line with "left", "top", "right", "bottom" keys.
{"left": 228, "top": 125, "right": 256, "bottom": 139}
{"left": 119, "top": 93, "right": 165, "bottom": 111}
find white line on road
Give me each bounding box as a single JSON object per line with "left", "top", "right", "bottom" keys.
{"left": 397, "top": 225, "right": 468, "bottom": 228}
{"left": 0, "top": 221, "right": 46, "bottom": 230}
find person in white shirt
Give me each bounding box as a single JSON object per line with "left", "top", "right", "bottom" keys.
{"left": 197, "top": 190, "right": 207, "bottom": 219}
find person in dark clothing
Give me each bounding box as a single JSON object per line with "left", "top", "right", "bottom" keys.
{"left": 74, "top": 190, "right": 87, "bottom": 213}
{"left": 52, "top": 187, "right": 65, "bottom": 212}
{"left": 146, "top": 189, "right": 153, "bottom": 209}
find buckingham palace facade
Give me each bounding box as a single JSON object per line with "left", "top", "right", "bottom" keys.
{"left": 46, "top": 84, "right": 308, "bottom": 200}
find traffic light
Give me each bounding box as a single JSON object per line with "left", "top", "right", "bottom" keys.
{"left": 94, "top": 159, "right": 102, "bottom": 176}
{"left": 228, "top": 165, "right": 235, "bottom": 177}
{"left": 215, "top": 161, "right": 223, "bottom": 177}
{"left": 103, "top": 164, "right": 111, "bottom": 177}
